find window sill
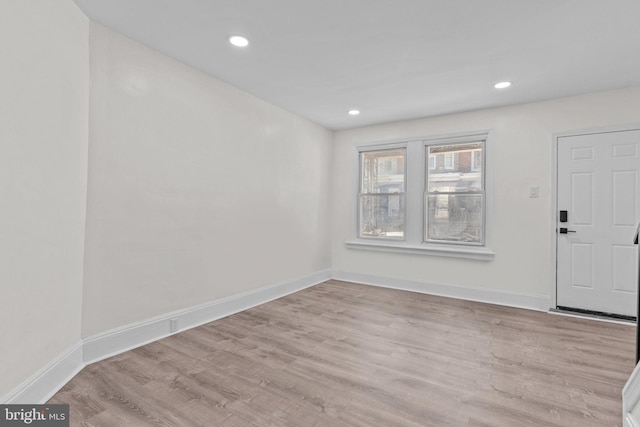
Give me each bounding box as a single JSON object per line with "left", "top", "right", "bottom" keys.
{"left": 345, "top": 240, "right": 495, "bottom": 261}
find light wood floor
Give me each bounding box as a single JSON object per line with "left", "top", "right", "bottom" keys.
{"left": 49, "top": 280, "right": 636, "bottom": 426}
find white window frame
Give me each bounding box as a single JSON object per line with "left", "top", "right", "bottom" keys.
{"left": 428, "top": 154, "right": 436, "bottom": 171}
{"left": 425, "top": 140, "right": 485, "bottom": 246}
{"left": 444, "top": 152, "right": 455, "bottom": 170}
{"left": 357, "top": 144, "right": 407, "bottom": 241}
{"left": 471, "top": 149, "right": 482, "bottom": 172}
{"left": 346, "top": 131, "right": 494, "bottom": 261}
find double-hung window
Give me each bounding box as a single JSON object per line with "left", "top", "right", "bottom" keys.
{"left": 358, "top": 148, "right": 406, "bottom": 239}
{"left": 426, "top": 141, "right": 484, "bottom": 245}
{"left": 349, "top": 132, "right": 493, "bottom": 260}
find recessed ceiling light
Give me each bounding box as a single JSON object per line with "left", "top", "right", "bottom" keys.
{"left": 348, "top": 109, "right": 360, "bottom": 116}
{"left": 494, "top": 81, "right": 512, "bottom": 89}
{"left": 229, "top": 35, "right": 249, "bottom": 47}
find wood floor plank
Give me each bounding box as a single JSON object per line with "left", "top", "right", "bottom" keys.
{"left": 49, "top": 280, "right": 636, "bottom": 426}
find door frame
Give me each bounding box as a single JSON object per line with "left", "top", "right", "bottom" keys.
{"left": 550, "top": 124, "right": 640, "bottom": 311}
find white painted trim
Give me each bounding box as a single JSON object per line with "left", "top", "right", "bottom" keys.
{"left": 551, "top": 124, "right": 640, "bottom": 312}
{"left": 83, "top": 268, "right": 331, "bottom": 364}
{"left": 345, "top": 240, "right": 495, "bottom": 260}
{"left": 352, "top": 130, "right": 495, "bottom": 259}
{"left": 1, "top": 342, "right": 84, "bottom": 404}
{"left": 357, "top": 140, "right": 409, "bottom": 152}
{"left": 625, "top": 413, "right": 639, "bottom": 427}
{"left": 623, "top": 361, "right": 640, "bottom": 427}
{"left": 1, "top": 269, "right": 331, "bottom": 404}
{"left": 332, "top": 270, "right": 550, "bottom": 312}
{"left": 554, "top": 123, "right": 640, "bottom": 139}
{"left": 550, "top": 132, "right": 559, "bottom": 309}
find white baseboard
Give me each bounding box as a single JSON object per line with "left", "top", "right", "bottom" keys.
{"left": 1, "top": 342, "right": 84, "bottom": 404}
{"left": 0, "top": 269, "right": 555, "bottom": 406}
{"left": 83, "top": 268, "right": 331, "bottom": 364}
{"left": 1, "top": 269, "right": 331, "bottom": 405}
{"left": 624, "top": 361, "right": 640, "bottom": 427}
{"left": 331, "top": 270, "right": 551, "bottom": 312}
{"left": 3, "top": 268, "right": 550, "bottom": 405}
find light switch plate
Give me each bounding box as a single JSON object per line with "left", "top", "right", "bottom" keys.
{"left": 529, "top": 186, "right": 539, "bottom": 198}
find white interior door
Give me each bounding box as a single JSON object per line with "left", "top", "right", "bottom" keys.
{"left": 557, "top": 129, "right": 640, "bottom": 317}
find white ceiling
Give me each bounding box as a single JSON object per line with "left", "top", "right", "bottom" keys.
{"left": 73, "top": 0, "right": 640, "bottom": 130}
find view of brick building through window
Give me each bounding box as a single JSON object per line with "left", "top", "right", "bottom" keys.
{"left": 427, "top": 142, "right": 484, "bottom": 244}
{"left": 359, "top": 141, "right": 485, "bottom": 244}
{"left": 359, "top": 149, "right": 406, "bottom": 238}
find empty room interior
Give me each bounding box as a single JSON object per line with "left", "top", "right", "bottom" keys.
{"left": 4, "top": 0, "right": 640, "bottom": 426}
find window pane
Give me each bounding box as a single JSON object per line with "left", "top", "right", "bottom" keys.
{"left": 471, "top": 150, "right": 482, "bottom": 171}
{"left": 361, "top": 149, "right": 405, "bottom": 193}
{"left": 426, "top": 194, "right": 483, "bottom": 243}
{"left": 359, "top": 194, "right": 405, "bottom": 238}
{"left": 427, "top": 143, "right": 483, "bottom": 192}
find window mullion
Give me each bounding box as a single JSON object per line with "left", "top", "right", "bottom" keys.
{"left": 353, "top": 131, "right": 492, "bottom": 256}
{"left": 404, "top": 141, "right": 423, "bottom": 245}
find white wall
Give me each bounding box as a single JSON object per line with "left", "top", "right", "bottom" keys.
{"left": 81, "top": 24, "right": 333, "bottom": 337}
{"left": 0, "top": 1, "right": 89, "bottom": 399}
{"left": 332, "top": 87, "right": 640, "bottom": 302}
{"left": 2, "top": 0, "right": 638, "bottom": 403}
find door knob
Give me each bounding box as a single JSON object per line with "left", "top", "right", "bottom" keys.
{"left": 559, "top": 228, "right": 576, "bottom": 234}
